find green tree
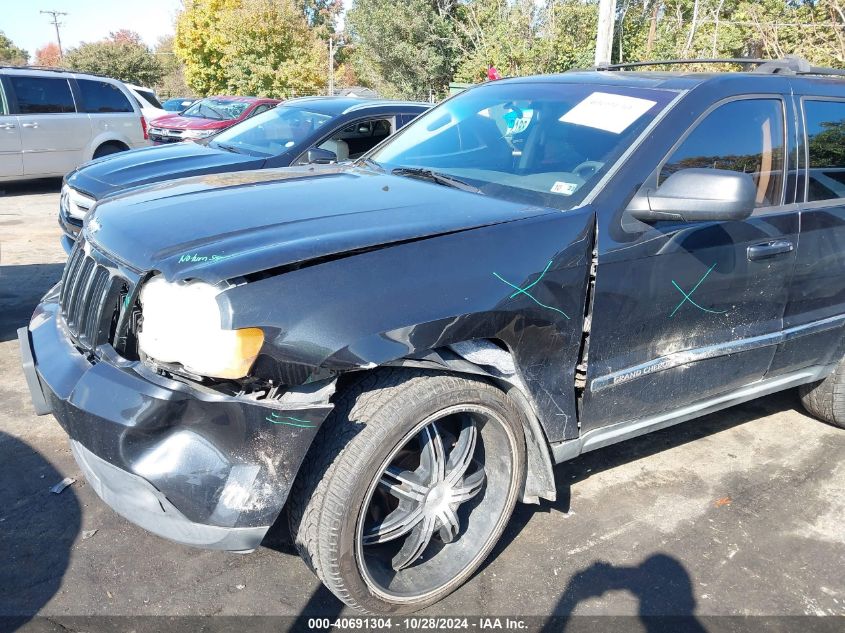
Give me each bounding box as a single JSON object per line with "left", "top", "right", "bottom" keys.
{"left": 453, "top": 0, "right": 549, "bottom": 82}
{"left": 0, "top": 32, "right": 28, "bottom": 65}
{"left": 65, "top": 32, "right": 163, "bottom": 85}
{"left": 347, "top": 0, "right": 458, "bottom": 99}
{"left": 174, "top": 0, "right": 327, "bottom": 98}
{"left": 543, "top": 0, "right": 600, "bottom": 72}
{"left": 155, "top": 35, "right": 191, "bottom": 98}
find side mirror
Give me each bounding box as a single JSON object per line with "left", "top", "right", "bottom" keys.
{"left": 627, "top": 168, "right": 757, "bottom": 223}
{"left": 306, "top": 147, "right": 337, "bottom": 165}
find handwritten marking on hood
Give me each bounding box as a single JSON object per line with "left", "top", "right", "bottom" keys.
{"left": 178, "top": 253, "right": 234, "bottom": 264}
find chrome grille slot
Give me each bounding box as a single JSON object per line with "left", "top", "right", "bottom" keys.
{"left": 59, "top": 241, "right": 124, "bottom": 349}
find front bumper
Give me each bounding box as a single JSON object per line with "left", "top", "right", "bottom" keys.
{"left": 19, "top": 288, "right": 334, "bottom": 551}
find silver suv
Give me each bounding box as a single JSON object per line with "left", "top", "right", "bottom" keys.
{"left": 0, "top": 67, "right": 150, "bottom": 182}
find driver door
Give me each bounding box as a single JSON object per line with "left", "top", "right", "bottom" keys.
{"left": 579, "top": 96, "right": 799, "bottom": 432}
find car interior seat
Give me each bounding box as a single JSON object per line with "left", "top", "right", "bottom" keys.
{"left": 321, "top": 138, "right": 350, "bottom": 161}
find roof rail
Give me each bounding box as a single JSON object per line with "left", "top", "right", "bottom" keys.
{"left": 596, "top": 58, "right": 768, "bottom": 71}
{"left": 0, "top": 65, "right": 73, "bottom": 73}
{"left": 0, "top": 65, "right": 112, "bottom": 80}
{"left": 753, "top": 55, "right": 845, "bottom": 77}
{"left": 595, "top": 56, "right": 845, "bottom": 78}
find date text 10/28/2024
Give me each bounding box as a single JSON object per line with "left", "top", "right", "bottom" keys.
{"left": 307, "top": 617, "right": 529, "bottom": 630}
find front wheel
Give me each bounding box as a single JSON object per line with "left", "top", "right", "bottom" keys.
{"left": 288, "top": 369, "right": 526, "bottom": 614}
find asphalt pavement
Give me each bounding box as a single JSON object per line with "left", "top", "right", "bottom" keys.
{"left": 1, "top": 179, "right": 843, "bottom": 631}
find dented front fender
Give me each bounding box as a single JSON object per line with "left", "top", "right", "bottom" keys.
{"left": 219, "top": 208, "right": 596, "bottom": 443}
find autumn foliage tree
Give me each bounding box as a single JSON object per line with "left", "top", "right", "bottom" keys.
{"left": 174, "top": 0, "right": 327, "bottom": 98}
{"left": 34, "top": 42, "right": 62, "bottom": 67}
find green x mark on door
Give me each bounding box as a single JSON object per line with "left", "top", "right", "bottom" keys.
{"left": 670, "top": 262, "right": 728, "bottom": 317}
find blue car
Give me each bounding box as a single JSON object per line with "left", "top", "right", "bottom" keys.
{"left": 161, "top": 97, "right": 196, "bottom": 112}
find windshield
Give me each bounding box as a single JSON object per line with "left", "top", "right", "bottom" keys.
{"left": 164, "top": 98, "right": 193, "bottom": 112}
{"left": 370, "top": 82, "right": 678, "bottom": 209}
{"left": 182, "top": 98, "right": 250, "bottom": 121}
{"left": 211, "top": 105, "right": 333, "bottom": 157}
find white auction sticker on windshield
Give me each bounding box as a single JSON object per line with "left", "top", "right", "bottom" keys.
{"left": 560, "top": 92, "right": 657, "bottom": 134}
{"left": 551, "top": 181, "right": 578, "bottom": 195}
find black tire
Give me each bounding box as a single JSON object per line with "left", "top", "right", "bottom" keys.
{"left": 799, "top": 361, "right": 845, "bottom": 429}
{"left": 93, "top": 143, "right": 126, "bottom": 159}
{"left": 288, "top": 368, "right": 526, "bottom": 614}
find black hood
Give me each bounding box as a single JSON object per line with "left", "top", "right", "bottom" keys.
{"left": 86, "top": 166, "right": 552, "bottom": 283}
{"left": 68, "top": 143, "right": 264, "bottom": 199}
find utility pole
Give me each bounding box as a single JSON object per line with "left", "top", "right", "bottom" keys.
{"left": 40, "top": 10, "right": 67, "bottom": 59}
{"left": 328, "top": 36, "right": 334, "bottom": 96}
{"left": 327, "top": 36, "right": 350, "bottom": 97}
{"left": 594, "top": 0, "right": 616, "bottom": 67}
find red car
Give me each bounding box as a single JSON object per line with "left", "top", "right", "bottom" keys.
{"left": 147, "top": 96, "right": 281, "bottom": 144}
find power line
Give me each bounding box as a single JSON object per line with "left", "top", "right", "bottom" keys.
{"left": 40, "top": 10, "right": 67, "bottom": 58}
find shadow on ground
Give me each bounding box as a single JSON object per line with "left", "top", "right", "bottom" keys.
{"left": 546, "top": 554, "right": 706, "bottom": 632}
{"left": 0, "top": 264, "right": 64, "bottom": 343}
{"left": 486, "top": 389, "right": 803, "bottom": 566}
{"left": 0, "top": 431, "right": 81, "bottom": 631}
{"left": 0, "top": 179, "right": 62, "bottom": 198}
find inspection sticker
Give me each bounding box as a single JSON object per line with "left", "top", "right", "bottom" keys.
{"left": 560, "top": 92, "right": 657, "bottom": 134}
{"left": 551, "top": 181, "right": 579, "bottom": 195}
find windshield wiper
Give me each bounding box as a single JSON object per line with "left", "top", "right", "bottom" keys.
{"left": 391, "top": 167, "right": 483, "bottom": 195}
{"left": 357, "top": 157, "right": 385, "bottom": 172}
{"left": 214, "top": 142, "right": 242, "bottom": 154}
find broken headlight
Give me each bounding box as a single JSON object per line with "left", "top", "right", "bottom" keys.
{"left": 138, "top": 275, "right": 264, "bottom": 380}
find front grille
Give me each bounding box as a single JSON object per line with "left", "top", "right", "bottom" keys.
{"left": 60, "top": 185, "right": 95, "bottom": 221}
{"left": 148, "top": 127, "right": 184, "bottom": 143}
{"left": 59, "top": 242, "right": 125, "bottom": 349}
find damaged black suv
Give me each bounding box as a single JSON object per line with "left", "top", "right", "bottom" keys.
{"left": 19, "top": 57, "right": 845, "bottom": 613}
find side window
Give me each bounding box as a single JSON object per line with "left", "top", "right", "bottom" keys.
{"left": 77, "top": 80, "right": 133, "bottom": 113}
{"left": 135, "top": 88, "right": 163, "bottom": 109}
{"left": 0, "top": 81, "right": 8, "bottom": 116}
{"left": 398, "top": 113, "right": 414, "bottom": 128}
{"left": 318, "top": 117, "right": 394, "bottom": 160}
{"left": 250, "top": 104, "right": 271, "bottom": 118}
{"left": 10, "top": 76, "right": 76, "bottom": 114}
{"left": 804, "top": 100, "right": 845, "bottom": 202}
{"left": 661, "top": 99, "right": 785, "bottom": 208}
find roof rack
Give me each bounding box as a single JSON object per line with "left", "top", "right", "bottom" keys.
{"left": 596, "top": 56, "right": 845, "bottom": 78}
{"left": 0, "top": 65, "right": 73, "bottom": 73}
{"left": 597, "top": 58, "right": 768, "bottom": 70}
{"left": 0, "top": 65, "right": 112, "bottom": 80}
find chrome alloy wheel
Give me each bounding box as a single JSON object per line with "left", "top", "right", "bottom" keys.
{"left": 356, "top": 404, "right": 518, "bottom": 601}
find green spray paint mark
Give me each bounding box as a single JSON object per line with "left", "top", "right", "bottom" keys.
{"left": 266, "top": 411, "right": 316, "bottom": 428}
{"left": 670, "top": 262, "right": 728, "bottom": 317}
{"left": 493, "top": 260, "right": 570, "bottom": 320}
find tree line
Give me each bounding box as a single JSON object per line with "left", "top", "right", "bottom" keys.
{"left": 1, "top": 0, "right": 844, "bottom": 100}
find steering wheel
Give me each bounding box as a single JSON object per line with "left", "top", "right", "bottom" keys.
{"left": 573, "top": 160, "right": 604, "bottom": 179}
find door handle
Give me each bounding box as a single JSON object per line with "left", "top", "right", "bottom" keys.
{"left": 747, "top": 239, "right": 794, "bottom": 261}
{"left": 21, "top": 122, "right": 38, "bottom": 129}
{"left": 0, "top": 123, "right": 16, "bottom": 130}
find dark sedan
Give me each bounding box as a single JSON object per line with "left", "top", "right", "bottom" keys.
{"left": 59, "top": 97, "right": 430, "bottom": 252}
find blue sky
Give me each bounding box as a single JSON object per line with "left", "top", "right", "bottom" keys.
{"left": 2, "top": 0, "right": 354, "bottom": 58}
